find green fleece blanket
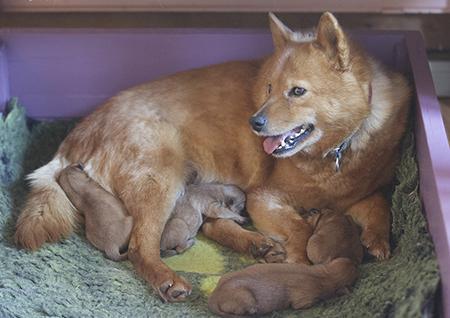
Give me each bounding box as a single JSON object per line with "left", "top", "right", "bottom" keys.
{"left": 0, "top": 99, "right": 440, "bottom": 317}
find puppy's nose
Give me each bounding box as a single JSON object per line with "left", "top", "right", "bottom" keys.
{"left": 249, "top": 114, "right": 267, "bottom": 132}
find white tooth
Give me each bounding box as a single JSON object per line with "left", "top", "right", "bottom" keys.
{"left": 300, "top": 128, "right": 305, "bottom": 134}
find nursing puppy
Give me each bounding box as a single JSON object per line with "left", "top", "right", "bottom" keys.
{"left": 16, "top": 12, "right": 410, "bottom": 304}
{"left": 57, "top": 164, "right": 132, "bottom": 261}
{"left": 208, "top": 209, "right": 363, "bottom": 316}
{"left": 306, "top": 208, "right": 363, "bottom": 265}
{"left": 161, "top": 183, "right": 247, "bottom": 256}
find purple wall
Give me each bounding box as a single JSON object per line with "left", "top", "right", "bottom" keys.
{"left": 0, "top": 29, "right": 407, "bottom": 118}
{"left": 406, "top": 32, "right": 450, "bottom": 317}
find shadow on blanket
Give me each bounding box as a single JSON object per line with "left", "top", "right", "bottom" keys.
{"left": 0, "top": 100, "right": 440, "bottom": 317}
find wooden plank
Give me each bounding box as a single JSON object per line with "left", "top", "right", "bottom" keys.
{"left": 1, "top": 0, "right": 449, "bottom": 13}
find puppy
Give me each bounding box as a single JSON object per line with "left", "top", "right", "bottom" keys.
{"left": 306, "top": 208, "right": 363, "bottom": 265}
{"left": 57, "top": 164, "right": 133, "bottom": 261}
{"left": 160, "top": 183, "right": 247, "bottom": 256}
{"left": 208, "top": 209, "right": 363, "bottom": 316}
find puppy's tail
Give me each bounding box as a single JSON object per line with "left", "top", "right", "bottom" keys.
{"left": 14, "top": 156, "right": 80, "bottom": 250}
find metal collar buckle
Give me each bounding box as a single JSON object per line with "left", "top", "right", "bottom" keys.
{"left": 331, "top": 143, "right": 345, "bottom": 172}
{"left": 327, "top": 82, "right": 371, "bottom": 172}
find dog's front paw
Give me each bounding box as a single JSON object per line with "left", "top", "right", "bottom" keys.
{"left": 262, "top": 241, "right": 286, "bottom": 263}
{"left": 250, "top": 237, "right": 286, "bottom": 263}
{"left": 156, "top": 273, "right": 192, "bottom": 303}
{"left": 361, "top": 230, "right": 390, "bottom": 260}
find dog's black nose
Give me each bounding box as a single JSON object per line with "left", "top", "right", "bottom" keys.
{"left": 249, "top": 114, "right": 267, "bottom": 132}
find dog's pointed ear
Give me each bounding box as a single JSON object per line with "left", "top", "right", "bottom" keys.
{"left": 269, "top": 12, "right": 294, "bottom": 50}
{"left": 315, "top": 12, "right": 350, "bottom": 70}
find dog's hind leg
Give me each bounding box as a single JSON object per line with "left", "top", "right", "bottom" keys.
{"left": 122, "top": 168, "right": 192, "bottom": 302}
{"left": 15, "top": 156, "right": 80, "bottom": 250}
{"left": 114, "top": 127, "right": 192, "bottom": 302}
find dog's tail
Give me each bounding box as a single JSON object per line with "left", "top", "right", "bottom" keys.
{"left": 14, "top": 156, "right": 79, "bottom": 250}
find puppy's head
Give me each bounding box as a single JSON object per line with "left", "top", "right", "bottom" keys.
{"left": 251, "top": 12, "right": 372, "bottom": 158}
{"left": 222, "top": 185, "right": 246, "bottom": 213}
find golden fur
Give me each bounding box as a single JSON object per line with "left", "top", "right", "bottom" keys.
{"left": 15, "top": 12, "right": 410, "bottom": 304}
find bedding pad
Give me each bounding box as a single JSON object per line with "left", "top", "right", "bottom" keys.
{"left": 0, "top": 99, "right": 440, "bottom": 317}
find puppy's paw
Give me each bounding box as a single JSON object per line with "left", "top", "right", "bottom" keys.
{"left": 361, "top": 230, "right": 390, "bottom": 260}
{"left": 156, "top": 274, "right": 192, "bottom": 303}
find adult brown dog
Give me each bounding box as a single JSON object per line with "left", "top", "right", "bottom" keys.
{"left": 14, "top": 12, "right": 410, "bottom": 303}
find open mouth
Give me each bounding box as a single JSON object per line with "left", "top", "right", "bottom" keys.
{"left": 263, "top": 124, "right": 315, "bottom": 155}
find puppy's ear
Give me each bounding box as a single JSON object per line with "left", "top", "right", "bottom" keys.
{"left": 269, "top": 12, "right": 294, "bottom": 50}
{"left": 315, "top": 12, "right": 350, "bottom": 70}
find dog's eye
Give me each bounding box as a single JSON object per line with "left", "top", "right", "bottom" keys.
{"left": 267, "top": 83, "right": 272, "bottom": 95}
{"left": 289, "top": 87, "right": 307, "bottom": 97}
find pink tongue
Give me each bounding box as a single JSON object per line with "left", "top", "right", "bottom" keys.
{"left": 263, "top": 136, "right": 284, "bottom": 154}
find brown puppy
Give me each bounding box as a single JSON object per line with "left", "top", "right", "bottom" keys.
{"left": 161, "top": 183, "right": 247, "bottom": 256}
{"left": 209, "top": 258, "right": 357, "bottom": 317}
{"left": 305, "top": 208, "right": 363, "bottom": 265}
{"left": 57, "top": 164, "right": 133, "bottom": 261}
{"left": 208, "top": 209, "right": 363, "bottom": 316}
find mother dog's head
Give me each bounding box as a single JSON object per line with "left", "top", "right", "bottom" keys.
{"left": 250, "top": 12, "right": 373, "bottom": 158}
